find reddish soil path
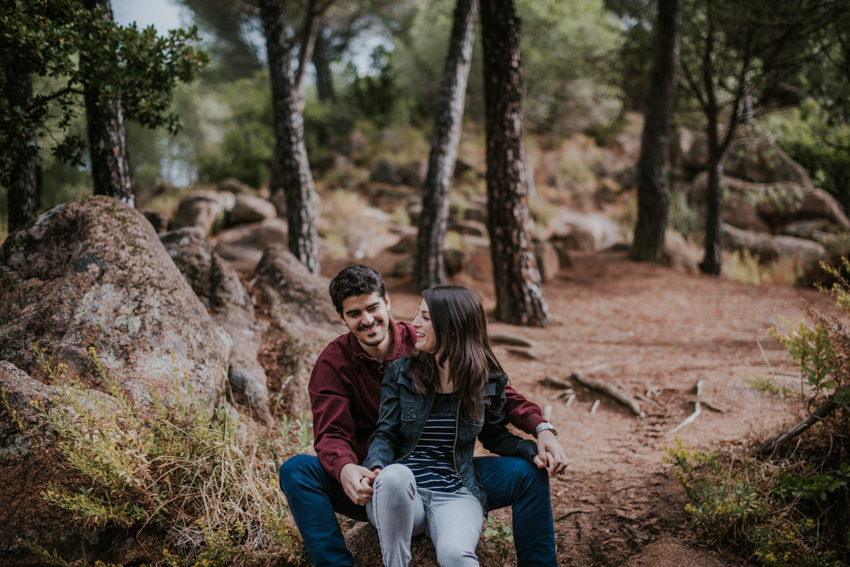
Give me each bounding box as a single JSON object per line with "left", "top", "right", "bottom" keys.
{"left": 323, "top": 251, "right": 832, "bottom": 566}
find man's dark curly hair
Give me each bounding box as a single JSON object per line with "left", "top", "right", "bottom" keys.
{"left": 328, "top": 265, "right": 387, "bottom": 314}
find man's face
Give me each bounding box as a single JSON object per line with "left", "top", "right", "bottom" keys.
{"left": 338, "top": 292, "right": 392, "bottom": 350}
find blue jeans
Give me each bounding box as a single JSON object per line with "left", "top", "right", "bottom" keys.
{"left": 278, "top": 454, "right": 556, "bottom": 567}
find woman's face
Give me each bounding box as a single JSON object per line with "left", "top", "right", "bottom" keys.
{"left": 412, "top": 299, "right": 438, "bottom": 353}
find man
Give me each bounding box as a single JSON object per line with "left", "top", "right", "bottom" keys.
{"left": 279, "top": 265, "right": 567, "bottom": 567}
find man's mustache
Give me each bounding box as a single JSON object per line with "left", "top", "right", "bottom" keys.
{"left": 358, "top": 320, "right": 382, "bottom": 332}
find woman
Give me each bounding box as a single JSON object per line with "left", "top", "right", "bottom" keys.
{"left": 363, "top": 285, "right": 539, "bottom": 567}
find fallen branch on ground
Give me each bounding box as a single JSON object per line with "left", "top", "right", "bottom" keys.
{"left": 635, "top": 392, "right": 664, "bottom": 409}
{"left": 540, "top": 375, "right": 572, "bottom": 389}
{"left": 697, "top": 399, "right": 724, "bottom": 413}
{"left": 571, "top": 371, "right": 645, "bottom": 417}
{"left": 751, "top": 397, "right": 837, "bottom": 455}
{"left": 490, "top": 332, "right": 535, "bottom": 348}
{"left": 669, "top": 401, "right": 701, "bottom": 434}
{"left": 507, "top": 348, "right": 541, "bottom": 360}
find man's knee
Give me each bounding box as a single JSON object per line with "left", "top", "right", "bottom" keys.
{"left": 279, "top": 453, "right": 323, "bottom": 493}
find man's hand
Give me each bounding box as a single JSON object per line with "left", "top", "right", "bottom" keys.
{"left": 533, "top": 429, "right": 568, "bottom": 475}
{"left": 340, "top": 463, "right": 378, "bottom": 505}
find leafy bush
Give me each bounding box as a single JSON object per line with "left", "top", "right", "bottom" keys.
{"left": 664, "top": 438, "right": 848, "bottom": 567}
{"left": 30, "top": 345, "right": 311, "bottom": 566}
{"left": 762, "top": 101, "right": 850, "bottom": 211}
{"left": 727, "top": 250, "right": 805, "bottom": 287}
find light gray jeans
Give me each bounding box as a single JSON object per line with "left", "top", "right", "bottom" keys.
{"left": 366, "top": 464, "right": 484, "bottom": 567}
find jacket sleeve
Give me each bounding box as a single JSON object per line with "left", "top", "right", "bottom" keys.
{"left": 309, "top": 354, "right": 359, "bottom": 482}
{"left": 504, "top": 384, "right": 546, "bottom": 436}
{"left": 362, "top": 362, "right": 404, "bottom": 471}
{"left": 478, "top": 377, "right": 538, "bottom": 463}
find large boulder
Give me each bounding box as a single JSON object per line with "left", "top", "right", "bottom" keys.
{"left": 661, "top": 230, "right": 698, "bottom": 274}
{"left": 1, "top": 362, "right": 161, "bottom": 566}
{"left": 254, "top": 248, "right": 341, "bottom": 415}
{"left": 218, "top": 178, "right": 254, "bottom": 195}
{"left": 160, "top": 228, "right": 272, "bottom": 423}
{"left": 214, "top": 218, "right": 289, "bottom": 272}
{"left": 689, "top": 175, "right": 850, "bottom": 232}
{"left": 369, "top": 159, "right": 402, "bottom": 185}
{"left": 721, "top": 223, "right": 827, "bottom": 266}
{"left": 228, "top": 195, "right": 277, "bottom": 226}
{"left": 345, "top": 522, "right": 505, "bottom": 567}
{"left": 534, "top": 240, "right": 560, "bottom": 282}
{"left": 547, "top": 209, "right": 624, "bottom": 251}
{"left": 403, "top": 160, "right": 427, "bottom": 188}
{"left": 170, "top": 190, "right": 235, "bottom": 235}
{"left": 0, "top": 197, "right": 230, "bottom": 407}
{"left": 722, "top": 223, "right": 780, "bottom": 263}
{"left": 724, "top": 133, "right": 813, "bottom": 186}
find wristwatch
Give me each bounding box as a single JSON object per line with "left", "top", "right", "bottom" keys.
{"left": 534, "top": 422, "right": 558, "bottom": 438}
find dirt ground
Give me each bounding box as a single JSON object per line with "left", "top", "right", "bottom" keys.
{"left": 322, "top": 250, "right": 835, "bottom": 567}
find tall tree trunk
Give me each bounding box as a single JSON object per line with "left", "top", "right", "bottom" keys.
{"left": 630, "top": 0, "right": 682, "bottom": 263}
{"left": 4, "top": 66, "right": 38, "bottom": 232}
{"left": 260, "top": 0, "right": 320, "bottom": 274}
{"left": 313, "top": 25, "right": 335, "bottom": 102}
{"left": 83, "top": 0, "right": 135, "bottom": 206}
{"left": 480, "top": 0, "right": 550, "bottom": 327}
{"left": 701, "top": 147, "right": 724, "bottom": 275}
{"left": 293, "top": 6, "right": 319, "bottom": 108}
{"left": 414, "top": 0, "right": 479, "bottom": 292}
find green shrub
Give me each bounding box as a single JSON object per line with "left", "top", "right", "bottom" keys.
{"left": 30, "top": 345, "right": 311, "bottom": 566}
{"left": 762, "top": 101, "right": 850, "bottom": 210}
{"left": 664, "top": 438, "right": 848, "bottom": 567}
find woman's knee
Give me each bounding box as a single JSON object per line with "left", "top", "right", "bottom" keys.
{"left": 373, "top": 463, "right": 416, "bottom": 495}
{"left": 435, "top": 542, "right": 479, "bottom": 567}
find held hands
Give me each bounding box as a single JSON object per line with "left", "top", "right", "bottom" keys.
{"left": 340, "top": 463, "right": 378, "bottom": 505}
{"left": 533, "top": 429, "right": 569, "bottom": 475}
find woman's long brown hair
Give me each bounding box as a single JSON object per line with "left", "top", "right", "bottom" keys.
{"left": 407, "top": 285, "right": 506, "bottom": 421}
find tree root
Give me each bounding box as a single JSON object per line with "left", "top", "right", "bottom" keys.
{"left": 571, "top": 370, "right": 645, "bottom": 417}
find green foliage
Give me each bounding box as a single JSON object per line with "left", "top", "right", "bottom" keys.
{"left": 774, "top": 464, "right": 850, "bottom": 502}
{"left": 667, "top": 192, "right": 700, "bottom": 239}
{"left": 762, "top": 101, "right": 850, "bottom": 208}
{"left": 30, "top": 345, "right": 311, "bottom": 565}
{"left": 0, "top": 385, "right": 28, "bottom": 432}
{"left": 743, "top": 372, "right": 790, "bottom": 398}
{"left": 728, "top": 251, "right": 805, "bottom": 287}
{"left": 664, "top": 437, "right": 848, "bottom": 567}
{"left": 392, "top": 0, "right": 623, "bottom": 135}
{"left": 195, "top": 73, "right": 274, "bottom": 188}
{"left": 769, "top": 316, "right": 835, "bottom": 392}
{"left": 482, "top": 516, "right": 514, "bottom": 561}
{"left": 0, "top": 0, "right": 208, "bottom": 189}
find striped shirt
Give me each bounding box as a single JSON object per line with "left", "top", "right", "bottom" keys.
{"left": 399, "top": 392, "right": 463, "bottom": 493}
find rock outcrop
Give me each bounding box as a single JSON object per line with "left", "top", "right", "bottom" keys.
{"left": 255, "top": 247, "right": 342, "bottom": 414}
{"left": 160, "top": 228, "right": 272, "bottom": 422}
{"left": 0, "top": 197, "right": 230, "bottom": 407}
{"left": 170, "top": 190, "right": 235, "bottom": 235}
{"left": 0, "top": 362, "right": 158, "bottom": 566}
{"left": 345, "top": 522, "right": 505, "bottom": 567}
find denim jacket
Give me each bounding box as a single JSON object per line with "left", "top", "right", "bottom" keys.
{"left": 363, "top": 356, "right": 538, "bottom": 512}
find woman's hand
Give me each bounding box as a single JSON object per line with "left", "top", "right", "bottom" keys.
{"left": 340, "top": 463, "right": 378, "bottom": 505}
{"left": 534, "top": 430, "right": 569, "bottom": 475}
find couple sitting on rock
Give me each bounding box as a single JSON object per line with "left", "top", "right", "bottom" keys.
{"left": 279, "top": 265, "right": 568, "bottom": 567}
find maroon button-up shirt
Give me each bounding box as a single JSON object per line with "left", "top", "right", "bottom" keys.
{"left": 309, "top": 319, "right": 546, "bottom": 482}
